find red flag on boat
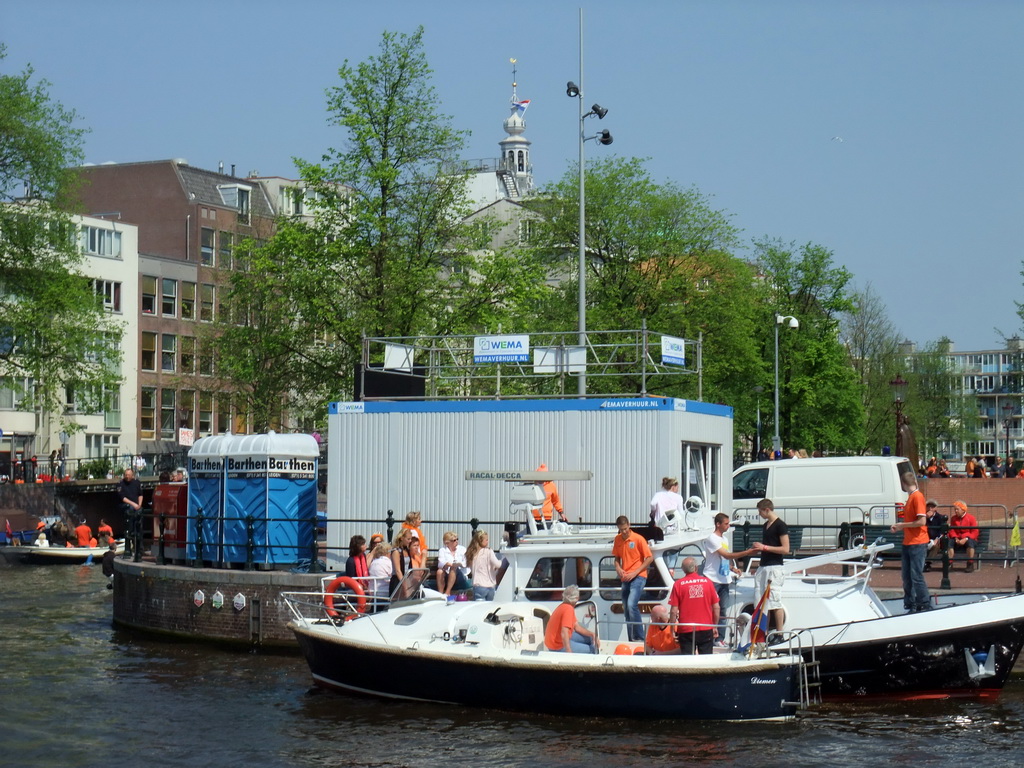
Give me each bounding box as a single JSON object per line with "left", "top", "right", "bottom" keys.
{"left": 4, "top": 518, "right": 12, "bottom": 541}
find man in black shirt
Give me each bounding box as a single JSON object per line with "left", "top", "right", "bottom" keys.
{"left": 118, "top": 468, "right": 143, "bottom": 557}
{"left": 751, "top": 498, "right": 790, "bottom": 633}
{"left": 923, "top": 499, "right": 946, "bottom": 571}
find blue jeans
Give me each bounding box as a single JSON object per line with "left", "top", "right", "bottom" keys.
{"left": 620, "top": 577, "right": 647, "bottom": 641}
{"left": 552, "top": 631, "right": 597, "bottom": 654}
{"left": 901, "top": 542, "right": 930, "bottom": 611}
{"left": 473, "top": 586, "right": 495, "bottom": 601}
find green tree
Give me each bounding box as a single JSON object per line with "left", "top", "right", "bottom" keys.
{"left": 216, "top": 28, "right": 548, "bottom": 410}
{"left": 841, "top": 284, "right": 903, "bottom": 453}
{"left": 0, "top": 47, "right": 121, "bottom": 423}
{"left": 905, "top": 341, "right": 977, "bottom": 461}
{"left": 525, "top": 156, "right": 762, "bottom": 410}
{"left": 754, "top": 239, "right": 863, "bottom": 454}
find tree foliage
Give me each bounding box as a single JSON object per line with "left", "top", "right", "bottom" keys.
{"left": 754, "top": 239, "right": 863, "bottom": 455}
{"left": 0, "top": 47, "right": 121, "bottom": 423}
{"left": 524, "top": 156, "right": 762, "bottom": 409}
{"left": 214, "top": 28, "right": 550, "bottom": 418}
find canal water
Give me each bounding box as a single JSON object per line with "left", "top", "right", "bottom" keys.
{"left": 2, "top": 560, "right": 1022, "bottom": 768}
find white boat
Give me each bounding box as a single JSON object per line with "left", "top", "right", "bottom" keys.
{"left": 0, "top": 540, "right": 125, "bottom": 565}
{"left": 285, "top": 564, "right": 812, "bottom": 722}
{"left": 730, "top": 545, "right": 1024, "bottom": 699}
{"left": 285, "top": 484, "right": 1024, "bottom": 711}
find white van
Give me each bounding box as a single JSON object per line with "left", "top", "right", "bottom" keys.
{"left": 731, "top": 456, "right": 915, "bottom": 549}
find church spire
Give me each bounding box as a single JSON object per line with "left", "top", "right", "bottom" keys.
{"left": 499, "top": 57, "right": 532, "bottom": 197}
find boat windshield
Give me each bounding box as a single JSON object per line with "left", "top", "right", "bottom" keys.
{"left": 390, "top": 567, "right": 430, "bottom": 605}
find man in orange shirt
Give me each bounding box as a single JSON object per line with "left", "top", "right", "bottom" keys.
{"left": 532, "top": 464, "right": 566, "bottom": 525}
{"left": 644, "top": 604, "right": 679, "bottom": 654}
{"left": 544, "top": 585, "right": 598, "bottom": 653}
{"left": 890, "top": 471, "right": 931, "bottom": 612}
{"left": 613, "top": 515, "right": 653, "bottom": 642}
{"left": 74, "top": 520, "right": 94, "bottom": 548}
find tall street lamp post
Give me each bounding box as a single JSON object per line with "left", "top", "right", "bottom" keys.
{"left": 773, "top": 315, "right": 799, "bottom": 455}
{"left": 753, "top": 385, "right": 764, "bottom": 461}
{"left": 566, "top": 8, "right": 613, "bottom": 396}
{"left": 1004, "top": 402, "right": 1014, "bottom": 471}
{"left": 890, "top": 374, "right": 908, "bottom": 457}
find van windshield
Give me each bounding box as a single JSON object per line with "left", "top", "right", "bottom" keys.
{"left": 733, "top": 468, "right": 768, "bottom": 499}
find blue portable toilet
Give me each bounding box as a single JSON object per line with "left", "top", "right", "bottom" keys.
{"left": 186, "top": 434, "right": 232, "bottom": 563}
{"left": 222, "top": 432, "right": 318, "bottom": 565}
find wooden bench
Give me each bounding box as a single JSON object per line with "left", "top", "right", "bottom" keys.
{"left": 855, "top": 524, "right": 996, "bottom": 569}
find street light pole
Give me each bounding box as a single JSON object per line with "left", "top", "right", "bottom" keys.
{"left": 567, "top": 8, "right": 612, "bottom": 396}
{"left": 753, "top": 385, "right": 764, "bottom": 461}
{"left": 773, "top": 314, "right": 799, "bottom": 455}
{"left": 890, "top": 374, "right": 908, "bottom": 457}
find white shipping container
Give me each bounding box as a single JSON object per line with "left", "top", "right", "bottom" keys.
{"left": 324, "top": 398, "right": 733, "bottom": 569}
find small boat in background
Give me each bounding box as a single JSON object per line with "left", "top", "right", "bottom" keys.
{"left": 1, "top": 540, "right": 125, "bottom": 565}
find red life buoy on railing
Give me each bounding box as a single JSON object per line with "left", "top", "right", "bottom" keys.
{"left": 324, "top": 576, "right": 366, "bottom": 618}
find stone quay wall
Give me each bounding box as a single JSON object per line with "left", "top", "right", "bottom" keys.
{"left": 112, "top": 560, "right": 327, "bottom": 649}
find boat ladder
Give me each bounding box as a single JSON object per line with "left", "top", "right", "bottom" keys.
{"left": 771, "top": 629, "right": 822, "bottom": 713}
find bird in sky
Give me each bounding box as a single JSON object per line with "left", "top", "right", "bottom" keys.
{"left": 831, "top": 136, "right": 845, "bottom": 143}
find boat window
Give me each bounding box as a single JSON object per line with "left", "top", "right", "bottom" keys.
{"left": 598, "top": 556, "right": 677, "bottom": 603}
{"left": 393, "top": 612, "right": 421, "bottom": 626}
{"left": 524, "top": 557, "right": 592, "bottom": 602}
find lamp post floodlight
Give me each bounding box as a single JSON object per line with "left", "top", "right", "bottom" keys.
{"left": 773, "top": 314, "right": 799, "bottom": 455}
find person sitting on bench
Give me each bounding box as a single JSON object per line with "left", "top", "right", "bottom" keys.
{"left": 947, "top": 500, "right": 979, "bottom": 572}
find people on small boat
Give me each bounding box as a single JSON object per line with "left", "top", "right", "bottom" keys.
{"left": 751, "top": 498, "right": 790, "bottom": 631}
{"left": 389, "top": 528, "right": 414, "bottom": 594}
{"left": 544, "top": 585, "right": 598, "bottom": 654}
{"left": 613, "top": 516, "right": 653, "bottom": 642}
{"left": 400, "top": 511, "right": 427, "bottom": 567}
{"left": 533, "top": 464, "right": 567, "bottom": 525}
{"left": 466, "top": 530, "right": 503, "bottom": 601}
{"left": 368, "top": 532, "right": 385, "bottom": 553}
{"left": 367, "top": 542, "right": 393, "bottom": 610}
{"left": 344, "top": 535, "right": 369, "bottom": 580}
{"left": 48, "top": 521, "right": 70, "bottom": 547}
{"left": 74, "top": 520, "right": 95, "bottom": 548}
{"left": 35, "top": 532, "right": 50, "bottom": 548}
{"left": 436, "top": 531, "right": 469, "bottom": 596}
{"left": 97, "top": 519, "right": 114, "bottom": 547}
{"left": 644, "top": 604, "right": 679, "bottom": 655}
{"left": 669, "top": 557, "right": 720, "bottom": 654}
{"left": 649, "top": 476, "right": 683, "bottom": 535}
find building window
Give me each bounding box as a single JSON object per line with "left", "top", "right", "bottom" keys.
{"left": 81, "top": 226, "right": 122, "bottom": 258}
{"left": 218, "top": 184, "right": 251, "bottom": 225}
{"left": 141, "top": 276, "right": 157, "bottom": 315}
{"left": 199, "top": 392, "right": 213, "bottom": 434}
{"left": 140, "top": 387, "right": 156, "bottom": 438}
{"left": 216, "top": 396, "right": 231, "bottom": 433}
{"left": 517, "top": 150, "right": 524, "bottom": 172}
{"left": 161, "top": 278, "right": 177, "bottom": 317}
{"left": 180, "top": 389, "right": 196, "bottom": 431}
{"left": 93, "top": 280, "right": 122, "bottom": 313}
{"left": 161, "top": 334, "right": 176, "bottom": 372}
{"left": 219, "top": 231, "right": 232, "bottom": 270}
{"left": 180, "top": 336, "right": 195, "bottom": 374}
{"left": 85, "top": 433, "right": 120, "bottom": 459}
{"left": 200, "top": 227, "right": 215, "bottom": 266}
{"left": 160, "top": 388, "right": 176, "bottom": 439}
{"left": 200, "top": 284, "right": 215, "bottom": 322}
{"left": 518, "top": 220, "right": 533, "bottom": 245}
{"left": 141, "top": 332, "right": 157, "bottom": 371}
{"left": 181, "top": 281, "right": 196, "bottom": 320}
{"left": 198, "top": 344, "right": 213, "bottom": 376}
{"left": 104, "top": 388, "right": 121, "bottom": 430}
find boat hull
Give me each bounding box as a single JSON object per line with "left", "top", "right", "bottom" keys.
{"left": 291, "top": 622, "right": 802, "bottom": 721}
{"left": 782, "top": 597, "right": 1024, "bottom": 699}
{"left": 0, "top": 543, "right": 124, "bottom": 565}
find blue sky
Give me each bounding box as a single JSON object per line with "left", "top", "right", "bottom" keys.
{"left": 4, "top": 0, "right": 1023, "bottom": 351}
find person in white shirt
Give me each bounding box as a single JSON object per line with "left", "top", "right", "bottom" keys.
{"left": 465, "top": 530, "right": 504, "bottom": 600}
{"left": 702, "top": 513, "right": 754, "bottom": 643}
{"left": 650, "top": 477, "right": 684, "bottom": 534}
{"left": 367, "top": 542, "right": 393, "bottom": 610}
{"left": 436, "top": 531, "right": 469, "bottom": 596}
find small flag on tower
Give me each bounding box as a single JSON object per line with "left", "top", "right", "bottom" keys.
{"left": 513, "top": 99, "right": 531, "bottom": 116}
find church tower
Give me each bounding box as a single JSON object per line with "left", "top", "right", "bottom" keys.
{"left": 497, "top": 58, "right": 533, "bottom": 198}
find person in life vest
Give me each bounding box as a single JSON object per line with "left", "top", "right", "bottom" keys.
{"left": 533, "top": 464, "right": 567, "bottom": 524}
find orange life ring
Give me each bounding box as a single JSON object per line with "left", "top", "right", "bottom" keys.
{"left": 324, "top": 576, "right": 366, "bottom": 618}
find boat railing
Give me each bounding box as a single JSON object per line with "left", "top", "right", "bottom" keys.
{"left": 769, "top": 628, "right": 821, "bottom": 711}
